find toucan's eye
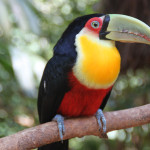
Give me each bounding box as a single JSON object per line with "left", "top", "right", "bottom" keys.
{"left": 91, "top": 21, "right": 100, "bottom": 29}
{"left": 85, "top": 17, "right": 102, "bottom": 32}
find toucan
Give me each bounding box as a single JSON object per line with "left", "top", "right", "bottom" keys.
{"left": 37, "top": 14, "right": 150, "bottom": 150}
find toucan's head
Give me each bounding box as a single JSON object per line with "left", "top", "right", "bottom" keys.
{"left": 84, "top": 14, "right": 150, "bottom": 44}
{"left": 54, "top": 14, "right": 150, "bottom": 89}
{"left": 55, "top": 13, "right": 150, "bottom": 56}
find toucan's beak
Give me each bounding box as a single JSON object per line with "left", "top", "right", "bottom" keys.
{"left": 100, "top": 14, "right": 150, "bottom": 45}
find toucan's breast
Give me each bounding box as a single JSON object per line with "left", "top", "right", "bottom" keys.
{"left": 57, "top": 72, "right": 112, "bottom": 117}
{"left": 73, "top": 28, "right": 121, "bottom": 89}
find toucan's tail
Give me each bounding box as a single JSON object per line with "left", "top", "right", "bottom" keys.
{"left": 38, "top": 140, "right": 68, "bottom": 150}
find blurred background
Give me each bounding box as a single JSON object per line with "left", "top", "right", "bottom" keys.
{"left": 0, "top": 0, "right": 150, "bottom": 149}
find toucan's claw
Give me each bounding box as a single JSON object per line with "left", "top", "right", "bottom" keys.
{"left": 95, "top": 109, "right": 107, "bottom": 137}
{"left": 53, "top": 114, "right": 65, "bottom": 142}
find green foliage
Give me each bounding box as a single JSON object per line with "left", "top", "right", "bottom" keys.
{"left": 0, "top": 0, "right": 150, "bottom": 149}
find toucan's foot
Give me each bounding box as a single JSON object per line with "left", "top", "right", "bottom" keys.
{"left": 95, "top": 109, "right": 107, "bottom": 138}
{"left": 53, "top": 114, "right": 65, "bottom": 142}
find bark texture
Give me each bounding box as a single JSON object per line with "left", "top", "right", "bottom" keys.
{"left": 0, "top": 104, "right": 150, "bottom": 150}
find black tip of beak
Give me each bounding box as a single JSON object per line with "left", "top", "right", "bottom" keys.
{"left": 99, "top": 15, "right": 110, "bottom": 39}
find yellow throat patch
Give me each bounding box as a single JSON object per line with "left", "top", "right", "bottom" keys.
{"left": 73, "top": 28, "right": 121, "bottom": 89}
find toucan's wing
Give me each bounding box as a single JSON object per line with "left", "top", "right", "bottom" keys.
{"left": 100, "top": 89, "right": 112, "bottom": 110}
{"left": 38, "top": 55, "right": 73, "bottom": 123}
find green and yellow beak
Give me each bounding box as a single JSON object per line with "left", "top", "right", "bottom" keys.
{"left": 100, "top": 14, "right": 150, "bottom": 45}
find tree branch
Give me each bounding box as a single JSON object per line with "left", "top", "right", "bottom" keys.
{"left": 0, "top": 104, "right": 150, "bottom": 150}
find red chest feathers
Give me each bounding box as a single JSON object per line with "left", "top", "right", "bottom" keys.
{"left": 57, "top": 72, "right": 111, "bottom": 117}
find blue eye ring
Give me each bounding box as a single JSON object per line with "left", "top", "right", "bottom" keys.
{"left": 91, "top": 21, "right": 100, "bottom": 29}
